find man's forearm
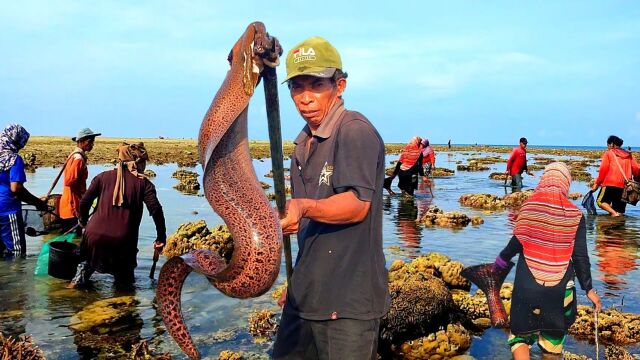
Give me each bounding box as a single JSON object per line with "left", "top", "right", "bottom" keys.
{"left": 302, "top": 191, "right": 370, "bottom": 224}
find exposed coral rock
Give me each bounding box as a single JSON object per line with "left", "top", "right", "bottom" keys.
{"left": 217, "top": 350, "right": 268, "bottom": 360}
{"left": 128, "top": 339, "right": 172, "bottom": 359}
{"left": 396, "top": 323, "right": 471, "bottom": 359}
{"left": 24, "top": 152, "right": 38, "bottom": 173}
{"left": 457, "top": 161, "right": 490, "bottom": 171}
{"left": 417, "top": 205, "right": 479, "bottom": 228}
{"left": 432, "top": 168, "right": 455, "bottom": 177}
{"left": 489, "top": 172, "right": 511, "bottom": 181}
{"left": 451, "top": 283, "right": 513, "bottom": 326}
{"left": 459, "top": 193, "right": 506, "bottom": 210}
{"left": 467, "top": 156, "right": 503, "bottom": 165}
{"left": 163, "top": 220, "right": 233, "bottom": 261}
{"left": 143, "top": 169, "right": 156, "bottom": 177}
{"left": 562, "top": 351, "right": 591, "bottom": 360}
{"left": 172, "top": 169, "right": 200, "bottom": 194}
{"left": 571, "top": 169, "right": 593, "bottom": 182}
{"left": 569, "top": 305, "right": 640, "bottom": 345}
{"left": 502, "top": 190, "right": 534, "bottom": 207}
{"left": 0, "top": 332, "right": 46, "bottom": 360}
{"left": 266, "top": 186, "right": 292, "bottom": 201}
{"left": 69, "top": 296, "right": 139, "bottom": 332}
{"left": 248, "top": 309, "right": 278, "bottom": 343}
{"left": 568, "top": 192, "right": 582, "bottom": 200}
{"left": 259, "top": 181, "right": 271, "bottom": 189}
{"left": 471, "top": 216, "right": 484, "bottom": 225}
{"left": 605, "top": 345, "right": 634, "bottom": 360}
{"left": 271, "top": 282, "right": 287, "bottom": 303}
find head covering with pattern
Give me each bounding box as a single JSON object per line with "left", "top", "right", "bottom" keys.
{"left": 0, "top": 124, "right": 30, "bottom": 172}
{"left": 113, "top": 142, "right": 149, "bottom": 206}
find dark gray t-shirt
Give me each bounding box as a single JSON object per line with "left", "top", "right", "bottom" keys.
{"left": 287, "top": 100, "right": 390, "bottom": 321}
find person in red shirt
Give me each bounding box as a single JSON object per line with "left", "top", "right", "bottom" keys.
{"left": 505, "top": 137, "right": 534, "bottom": 191}
{"left": 59, "top": 128, "right": 100, "bottom": 232}
{"left": 591, "top": 135, "right": 640, "bottom": 216}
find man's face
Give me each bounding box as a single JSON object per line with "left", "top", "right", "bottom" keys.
{"left": 289, "top": 75, "right": 346, "bottom": 131}
{"left": 78, "top": 137, "right": 95, "bottom": 152}
{"left": 520, "top": 142, "right": 527, "bottom": 150}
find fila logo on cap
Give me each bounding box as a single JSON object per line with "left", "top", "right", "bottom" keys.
{"left": 293, "top": 47, "right": 316, "bottom": 63}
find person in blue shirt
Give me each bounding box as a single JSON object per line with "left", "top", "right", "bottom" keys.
{"left": 0, "top": 124, "right": 48, "bottom": 257}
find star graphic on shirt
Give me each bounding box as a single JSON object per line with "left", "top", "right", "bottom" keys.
{"left": 319, "top": 162, "right": 333, "bottom": 186}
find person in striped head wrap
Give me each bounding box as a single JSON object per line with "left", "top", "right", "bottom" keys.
{"left": 493, "top": 162, "right": 601, "bottom": 359}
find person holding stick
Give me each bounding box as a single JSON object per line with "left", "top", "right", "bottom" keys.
{"left": 272, "top": 36, "right": 389, "bottom": 359}
{"left": 67, "top": 142, "right": 166, "bottom": 289}
{"left": 58, "top": 128, "right": 100, "bottom": 233}
{"left": 0, "top": 124, "right": 49, "bottom": 257}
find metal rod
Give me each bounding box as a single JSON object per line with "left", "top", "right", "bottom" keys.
{"left": 262, "top": 64, "right": 293, "bottom": 282}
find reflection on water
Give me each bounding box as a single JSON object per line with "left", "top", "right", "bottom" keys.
{"left": 0, "top": 153, "right": 639, "bottom": 358}
{"left": 590, "top": 216, "right": 640, "bottom": 295}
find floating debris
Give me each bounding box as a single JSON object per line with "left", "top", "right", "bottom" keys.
{"left": 163, "top": 220, "right": 233, "bottom": 261}
{"left": 0, "top": 332, "right": 45, "bottom": 360}
{"left": 248, "top": 309, "right": 278, "bottom": 343}
{"left": 569, "top": 305, "right": 640, "bottom": 345}
{"left": 417, "top": 205, "right": 480, "bottom": 228}
{"left": 396, "top": 323, "right": 471, "bottom": 360}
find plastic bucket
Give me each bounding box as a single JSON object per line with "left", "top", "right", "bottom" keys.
{"left": 48, "top": 241, "right": 80, "bottom": 280}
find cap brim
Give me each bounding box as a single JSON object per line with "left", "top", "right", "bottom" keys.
{"left": 283, "top": 67, "right": 337, "bottom": 83}
{"left": 73, "top": 133, "right": 101, "bottom": 142}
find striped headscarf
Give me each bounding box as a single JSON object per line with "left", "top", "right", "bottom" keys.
{"left": 0, "top": 124, "right": 30, "bottom": 171}
{"left": 514, "top": 162, "right": 582, "bottom": 285}
{"left": 398, "top": 137, "right": 422, "bottom": 171}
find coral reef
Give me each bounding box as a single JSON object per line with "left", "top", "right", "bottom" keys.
{"left": 172, "top": 169, "right": 200, "bottom": 194}
{"left": 467, "top": 156, "right": 503, "bottom": 165}
{"left": 0, "top": 332, "right": 45, "bottom": 360}
{"left": 24, "top": 152, "right": 38, "bottom": 173}
{"left": 163, "top": 220, "right": 234, "bottom": 261}
{"left": 562, "top": 351, "right": 591, "bottom": 360}
{"left": 69, "top": 296, "right": 140, "bottom": 332}
{"left": 489, "top": 172, "right": 511, "bottom": 181}
{"left": 571, "top": 169, "right": 593, "bottom": 182}
{"left": 248, "top": 309, "right": 278, "bottom": 342}
{"left": 128, "top": 340, "right": 172, "bottom": 360}
{"left": 502, "top": 190, "right": 534, "bottom": 207}
{"left": 604, "top": 345, "right": 634, "bottom": 360}
{"left": 450, "top": 283, "right": 513, "bottom": 328}
{"left": 417, "top": 205, "right": 480, "bottom": 228}
{"left": 259, "top": 181, "right": 271, "bottom": 189}
{"left": 396, "top": 323, "right": 471, "bottom": 360}
{"left": 431, "top": 168, "right": 455, "bottom": 177}
{"left": 217, "top": 350, "right": 268, "bottom": 360}
{"left": 459, "top": 193, "right": 506, "bottom": 210}
{"left": 568, "top": 192, "right": 582, "bottom": 200}
{"left": 266, "top": 186, "right": 292, "bottom": 201}
{"left": 456, "top": 161, "right": 490, "bottom": 171}
{"left": 271, "top": 282, "right": 287, "bottom": 303}
{"left": 143, "top": 169, "right": 156, "bottom": 177}
{"left": 569, "top": 305, "right": 640, "bottom": 345}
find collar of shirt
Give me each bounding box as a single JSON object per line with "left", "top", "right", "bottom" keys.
{"left": 293, "top": 99, "right": 345, "bottom": 145}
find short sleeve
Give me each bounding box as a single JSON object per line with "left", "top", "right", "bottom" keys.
{"left": 10, "top": 156, "right": 27, "bottom": 183}
{"left": 332, "top": 119, "right": 382, "bottom": 202}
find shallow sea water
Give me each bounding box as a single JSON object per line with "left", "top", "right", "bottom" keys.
{"left": 1, "top": 150, "right": 639, "bottom": 359}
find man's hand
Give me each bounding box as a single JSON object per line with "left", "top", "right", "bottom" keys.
{"left": 280, "top": 199, "right": 311, "bottom": 236}
{"left": 154, "top": 240, "right": 165, "bottom": 253}
{"left": 587, "top": 289, "right": 602, "bottom": 312}
{"left": 278, "top": 287, "right": 287, "bottom": 308}
{"left": 35, "top": 199, "right": 49, "bottom": 212}
{"left": 591, "top": 184, "right": 600, "bottom": 192}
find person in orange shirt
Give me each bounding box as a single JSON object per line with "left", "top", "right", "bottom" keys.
{"left": 59, "top": 128, "right": 100, "bottom": 232}
{"left": 591, "top": 135, "right": 640, "bottom": 216}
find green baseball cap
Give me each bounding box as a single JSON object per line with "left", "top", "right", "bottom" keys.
{"left": 284, "top": 36, "right": 342, "bottom": 82}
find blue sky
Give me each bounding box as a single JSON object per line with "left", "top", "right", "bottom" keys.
{"left": 1, "top": 1, "right": 639, "bottom": 146}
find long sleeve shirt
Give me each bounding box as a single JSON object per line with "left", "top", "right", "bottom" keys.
{"left": 594, "top": 148, "right": 640, "bottom": 188}
{"left": 59, "top": 148, "right": 87, "bottom": 219}
{"left": 498, "top": 216, "right": 593, "bottom": 293}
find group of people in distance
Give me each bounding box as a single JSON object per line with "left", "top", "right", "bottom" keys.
{"left": 0, "top": 125, "right": 166, "bottom": 290}
{"left": 1, "top": 32, "right": 639, "bottom": 360}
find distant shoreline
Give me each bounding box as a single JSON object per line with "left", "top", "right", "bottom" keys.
{"left": 20, "top": 136, "right": 636, "bottom": 168}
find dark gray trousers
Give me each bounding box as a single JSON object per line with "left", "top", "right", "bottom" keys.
{"left": 272, "top": 305, "right": 380, "bottom": 360}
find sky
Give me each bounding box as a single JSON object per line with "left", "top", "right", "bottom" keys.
{"left": 1, "top": 1, "right": 639, "bottom": 146}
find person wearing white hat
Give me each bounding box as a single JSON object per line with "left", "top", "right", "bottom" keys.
{"left": 59, "top": 128, "right": 101, "bottom": 231}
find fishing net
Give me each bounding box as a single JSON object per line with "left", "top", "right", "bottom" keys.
{"left": 22, "top": 207, "right": 46, "bottom": 234}
{"left": 461, "top": 262, "right": 514, "bottom": 328}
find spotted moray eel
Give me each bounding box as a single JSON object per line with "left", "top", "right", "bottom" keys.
{"left": 156, "top": 22, "right": 283, "bottom": 360}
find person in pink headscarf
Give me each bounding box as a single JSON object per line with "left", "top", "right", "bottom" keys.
{"left": 420, "top": 138, "right": 435, "bottom": 176}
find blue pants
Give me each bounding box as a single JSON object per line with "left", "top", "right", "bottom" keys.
{"left": 0, "top": 212, "right": 26, "bottom": 257}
